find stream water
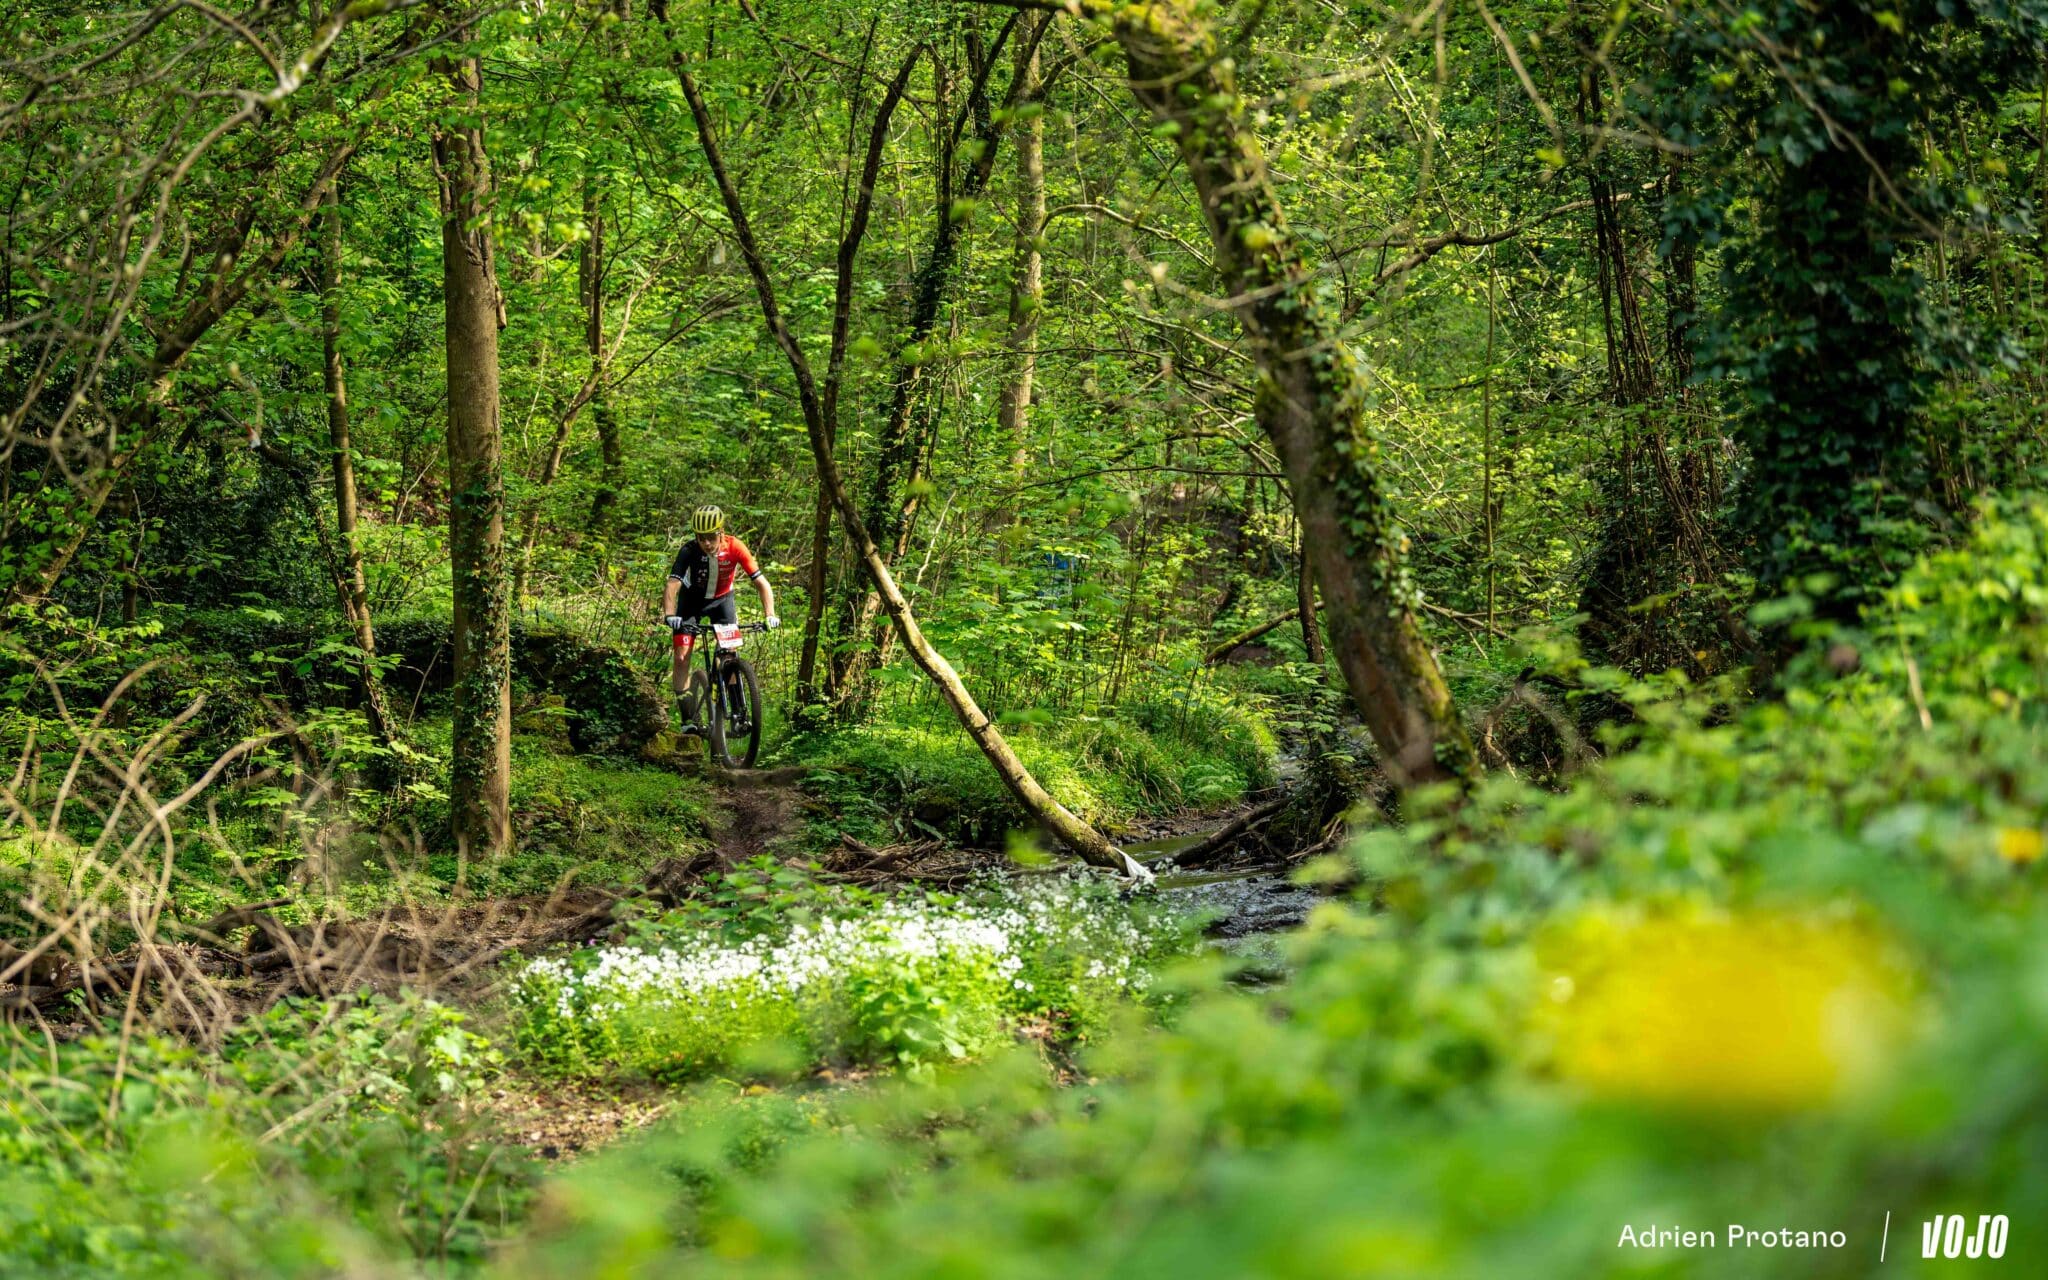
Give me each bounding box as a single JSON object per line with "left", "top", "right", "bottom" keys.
{"left": 1104, "top": 750, "right": 1318, "bottom": 977}
{"left": 1122, "top": 827, "right": 1316, "bottom": 983}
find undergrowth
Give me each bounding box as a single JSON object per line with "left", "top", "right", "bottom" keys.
{"left": 0, "top": 993, "right": 529, "bottom": 1279}
{"left": 800, "top": 687, "right": 1277, "bottom": 845}
{"left": 497, "top": 494, "right": 2048, "bottom": 1280}
{"left": 509, "top": 864, "right": 1197, "bottom": 1081}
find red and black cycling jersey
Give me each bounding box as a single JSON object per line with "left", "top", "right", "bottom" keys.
{"left": 668, "top": 534, "right": 762, "bottom": 604}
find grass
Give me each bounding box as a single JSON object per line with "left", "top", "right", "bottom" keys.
{"left": 797, "top": 689, "right": 1277, "bottom": 846}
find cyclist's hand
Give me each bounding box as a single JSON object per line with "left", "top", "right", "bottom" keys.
{"left": 664, "top": 615, "right": 685, "bottom": 630}
{"left": 766, "top": 615, "right": 782, "bottom": 629}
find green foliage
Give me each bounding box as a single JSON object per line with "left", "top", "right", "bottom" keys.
{"left": 1852, "top": 493, "right": 2048, "bottom": 718}
{"left": 0, "top": 994, "right": 529, "bottom": 1278}
{"left": 630, "top": 855, "right": 881, "bottom": 945}
{"left": 509, "top": 870, "right": 1195, "bottom": 1081}
{"left": 497, "top": 735, "right": 710, "bottom": 893}
{"left": 803, "top": 689, "right": 1275, "bottom": 845}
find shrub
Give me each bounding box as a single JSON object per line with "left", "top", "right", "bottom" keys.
{"left": 0, "top": 993, "right": 529, "bottom": 1278}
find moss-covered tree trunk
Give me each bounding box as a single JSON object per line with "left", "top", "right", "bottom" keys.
{"left": 1107, "top": 0, "right": 1473, "bottom": 786}
{"left": 435, "top": 47, "right": 512, "bottom": 860}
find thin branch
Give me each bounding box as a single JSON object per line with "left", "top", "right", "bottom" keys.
{"left": 1041, "top": 201, "right": 1214, "bottom": 271}
{"left": 1362, "top": 194, "right": 1625, "bottom": 296}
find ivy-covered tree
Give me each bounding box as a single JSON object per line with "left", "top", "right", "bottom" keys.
{"left": 1662, "top": 0, "right": 2048, "bottom": 614}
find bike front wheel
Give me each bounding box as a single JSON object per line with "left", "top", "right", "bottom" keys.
{"left": 708, "top": 656, "right": 762, "bottom": 768}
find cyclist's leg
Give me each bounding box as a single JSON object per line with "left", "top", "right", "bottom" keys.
{"left": 678, "top": 669, "right": 708, "bottom": 729}
{"left": 676, "top": 596, "right": 736, "bottom": 725}
{"left": 698, "top": 595, "right": 741, "bottom": 721}
{"left": 670, "top": 629, "right": 695, "bottom": 693}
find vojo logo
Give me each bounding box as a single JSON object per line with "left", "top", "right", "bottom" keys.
{"left": 1921, "top": 1215, "right": 2008, "bottom": 1260}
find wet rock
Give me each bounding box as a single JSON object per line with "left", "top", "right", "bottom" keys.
{"left": 1153, "top": 867, "right": 1314, "bottom": 940}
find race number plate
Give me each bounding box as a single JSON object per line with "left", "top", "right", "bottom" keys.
{"left": 713, "top": 622, "right": 744, "bottom": 651}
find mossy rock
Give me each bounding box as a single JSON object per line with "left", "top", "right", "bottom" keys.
{"left": 152, "top": 612, "right": 667, "bottom": 757}
{"left": 381, "top": 620, "right": 666, "bottom": 756}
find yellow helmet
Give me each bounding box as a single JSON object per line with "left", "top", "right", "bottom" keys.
{"left": 691, "top": 504, "right": 725, "bottom": 535}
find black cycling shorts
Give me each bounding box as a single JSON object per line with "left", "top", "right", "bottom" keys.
{"left": 683, "top": 593, "right": 738, "bottom": 626}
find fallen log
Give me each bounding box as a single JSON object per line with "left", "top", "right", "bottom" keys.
{"left": 181, "top": 897, "right": 293, "bottom": 945}
{"left": 1203, "top": 610, "right": 1300, "bottom": 664}
{"left": 1163, "top": 796, "right": 1291, "bottom": 868}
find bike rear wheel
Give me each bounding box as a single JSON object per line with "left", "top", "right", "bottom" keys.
{"left": 708, "top": 656, "right": 761, "bottom": 768}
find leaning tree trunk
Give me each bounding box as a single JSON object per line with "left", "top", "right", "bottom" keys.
{"left": 660, "top": 23, "right": 1140, "bottom": 873}
{"left": 321, "top": 184, "right": 397, "bottom": 744}
{"left": 435, "top": 49, "right": 512, "bottom": 860}
{"left": 1109, "top": 0, "right": 1474, "bottom": 787}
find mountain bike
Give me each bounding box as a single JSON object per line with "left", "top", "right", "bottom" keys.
{"left": 669, "top": 619, "right": 768, "bottom": 768}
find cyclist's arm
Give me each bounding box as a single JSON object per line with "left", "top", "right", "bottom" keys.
{"left": 732, "top": 538, "right": 776, "bottom": 622}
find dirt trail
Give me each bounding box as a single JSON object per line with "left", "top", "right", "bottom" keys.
{"left": 705, "top": 764, "right": 815, "bottom": 861}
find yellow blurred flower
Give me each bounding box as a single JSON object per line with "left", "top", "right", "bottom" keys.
{"left": 1533, "top": 906, "right": 1913, "bottom": 1111}
{"left": 1995, "top": 826, "right": 2044, "bottom": 866}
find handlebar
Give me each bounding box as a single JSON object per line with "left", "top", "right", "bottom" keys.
{"left": 661, "top": 620, "right": 773, "bottom": 636}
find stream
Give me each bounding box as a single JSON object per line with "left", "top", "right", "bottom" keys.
{"left": 1121, "top": 748, "right": 1316, "bottom": 941}
{"left": 1121, "top": 827, "right": 1316, "bottom": 983}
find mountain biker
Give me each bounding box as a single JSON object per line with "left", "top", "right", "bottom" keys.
{"left": 664, "top": 505, "right": 778, "bottom": 728}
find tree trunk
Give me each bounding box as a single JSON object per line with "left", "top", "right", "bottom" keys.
{"left": 585, "top": 179, "right": 625, "bottom": 535}
{"left": 660, "top": 24, "right": 1139, "bottom": 873}
{"left": 1110, "top": 2, "right": 1474, "bottom": 787}
{"left": 1000, "top": 15, "right": 1046, "bottom": 486}
{"left": 1204, "top": 608, "right": 1301, "bottom": 665}
{"left": 829, "top": 26, "right": 1025, "bottom": 702}
{"left": 435, "top": 49, "right": 512, "bottom": 861}
{"left": 795, "top": 487, "right": 833, "bottom": 706}
{"left": 588, "top": 387, "right": 623, "bottom": 533}
{"left": 1575, "top": 138, "right": 1731, "bottom": 670}
{"left": 778, "top": 41, "right": 923, "bottom": 711}
{"left": 1296, "top": 534, "right": 1326, "bottom": 665}
{"left": 321, "top": 184, "right": 397, "bottom": 744}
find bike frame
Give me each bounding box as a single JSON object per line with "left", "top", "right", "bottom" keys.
{"left": 669, "top": 619, "right": 768, "bottom": 746}
{"left": 672, "top": 619, "right": 763, "bottom": 674}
